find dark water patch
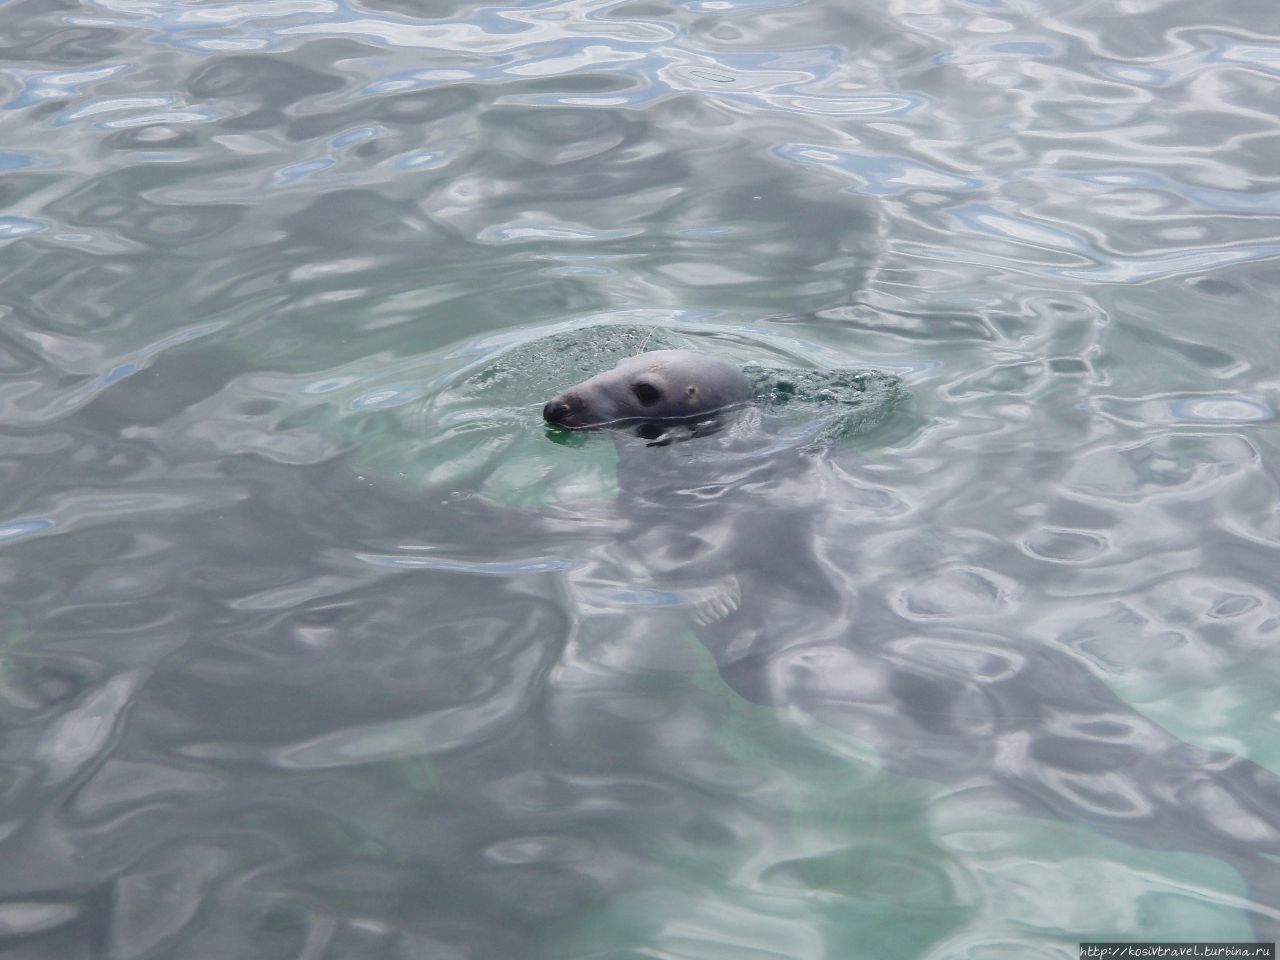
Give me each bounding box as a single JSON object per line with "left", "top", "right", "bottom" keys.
{"left": 286, "top": 84, "right": 479, "bottom": 141}
{"left": 278, "top": 187, "right": 436, "bottom": 253}
{"left": 46, "top": 170, "right": 246, "bottom": 249}
{"left": 0, "top": 173, "right": 61, "bottom": 209}
{"left": 79, "top": 343, "right": 241, "bottom": 431}
{"left": 1, "top": 250, "right": 176, "bottom": 336}
{"left": 0, "top": 0, "right": 1278, "bottom": 954}
{"left": 515, "top": 72, "right": 640, "bottom": 96}
{"left": 187, "top": 47, "right": 350, "bottom": 111}
{"left": 0, "top": 0, "right": 121, "bottom": 66}
{"left": 469, "top": 105, "right": 688, "bottom": 207}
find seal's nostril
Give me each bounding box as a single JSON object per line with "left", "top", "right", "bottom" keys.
{"left": 543, "top": 400, "right": 571, "bottom": 424}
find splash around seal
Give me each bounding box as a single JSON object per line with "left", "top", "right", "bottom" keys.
{"left": 542, "top": 349, "right": 753, "bottom": 430}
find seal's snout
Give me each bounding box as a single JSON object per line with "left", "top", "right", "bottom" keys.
{"left": 543, "top": 396, "right": 574, "bottom": 426}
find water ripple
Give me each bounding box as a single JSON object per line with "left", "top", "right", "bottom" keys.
{"left": 182, "top": 643, "right": 545, "bottom": 769}
{"left": 1, "top": 0, "right": 1279, "bottom": 954}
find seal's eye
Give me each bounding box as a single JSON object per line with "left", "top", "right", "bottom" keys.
{"left": 632, "top": 381, "right": 662, "bottom": 406}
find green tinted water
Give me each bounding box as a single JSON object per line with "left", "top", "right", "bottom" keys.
{"left": 1, "top": 0, "right": 1278, "bottom": 956}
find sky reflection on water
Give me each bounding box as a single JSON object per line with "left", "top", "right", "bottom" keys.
{"left": 1, "top": 0, "right": 1279, "bottom": 957}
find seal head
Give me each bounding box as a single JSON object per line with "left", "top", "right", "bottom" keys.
{"left": 543, "top": 350, "right": 752, "bottom": 430}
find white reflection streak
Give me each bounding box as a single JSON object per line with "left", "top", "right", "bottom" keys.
{"left": 354, "top": 551, "right": 572, "bottom": 575}
{"left": 176, "top": 0, "right": 339, "bottom": 25}
{"left": 506, "top": 44, "right": 646, "bottom": 77}
{"left": 39, "top": 672, "right": 143, "bottom": 783}
{"left": 1062, "top": 241, "right": 1280, "bottom": 283}
{"left": 64, "top": 96, "right": 172, "bottom": 119}
{"left": 0, "top": 902, "right": 81, "bottom": 937}
{"left": 276, "top": 18, "right": 531, "bottom": 50}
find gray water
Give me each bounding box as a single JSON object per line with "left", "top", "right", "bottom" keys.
{"left": 2, "top": 0, "right": 1280, "bottom": 957}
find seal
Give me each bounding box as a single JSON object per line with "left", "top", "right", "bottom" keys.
{"left": 542, "top": 350, "right": 752, "bottom": 429}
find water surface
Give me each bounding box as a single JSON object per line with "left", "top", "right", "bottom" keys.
{"left": 2, "top": 0, "right": 1280, "bottom": 957}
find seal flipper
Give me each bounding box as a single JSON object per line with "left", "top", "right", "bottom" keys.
{"left": 688, "top": 574, "right": 743, "bottom": 628}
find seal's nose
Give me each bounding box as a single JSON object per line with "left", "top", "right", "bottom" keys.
{"left": 543, "top": 399, "right": 572, "bottom": 424}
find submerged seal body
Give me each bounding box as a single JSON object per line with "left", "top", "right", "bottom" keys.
{"left": 542, "top": 349, "right": 752, "bottom": 430}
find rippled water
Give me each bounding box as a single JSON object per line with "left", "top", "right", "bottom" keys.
{"left": 3, "top": 0, "right": 1280, "bottom": 956}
